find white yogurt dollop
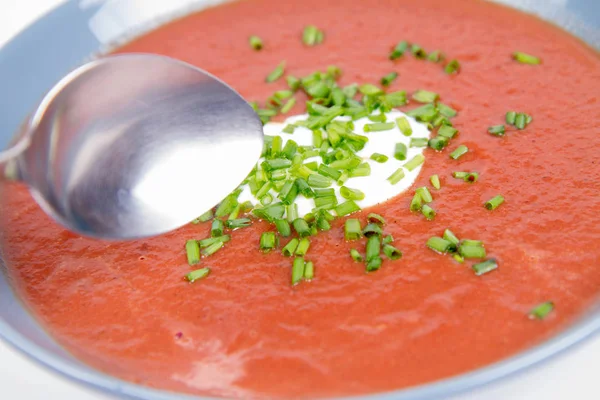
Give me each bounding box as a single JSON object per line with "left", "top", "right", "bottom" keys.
{"left": 238, "top": 111, "right": 429, "bottom": 217}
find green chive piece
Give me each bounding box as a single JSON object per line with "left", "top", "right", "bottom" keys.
{"left": 416, "top": 187, "right": 433, "bottom": 203}
{"left": 427, "top": 50, "right": 445, "bottom": 63}
{"left": 249, "top": 35, "right": 263, "bottom": 50}
{"left": 412, "top": 90, "right": 439, "bottom": 103}
{"left": 383, "top": 244, "right": 402, "bottom": 260}
{"left": 302, "top": 25, "right": 324, "bottom": 46}
{"left": 198, "top": 235, "right": 231, "bottom": 248}
{"left": 287, "top": 75, "right": 301, "bottom": 91}
{"left": 259, "top": 232, "right": 278, "bottom": 253}
{"left": 286, "top": 204, "right": 298, "bottom": 223}
{"left": 293, "top": 218, "right": 311, "bottom": 237}
{"left": 344, "top": 218, "right": 362, "bottom": 240}
{"left": 292, "top": 257, "right": 305, "bottom": 285}
{"left": 350, "top": 249, "right": 363, "bottom": 262}
{"left": 438, "top": 103, "right": 458, "bottom": 118}
{"left": 266, "top": 61, "right": 285, "bottom": 83}
{"left": 194, "top": 209, "right": 214, "bottom": 223}
{"left": 390, "top": 41, "right": 409, "bottom": 60}
{"left": 472, "top": 259, "right": 498, "bottom": 276}
{"left": 410, "top": 138, "right": 428, "bottom": 148}
{"left": 307, "top": 173, "right": 332, "bottom": 188}
{"left": 340, "top": 186, "right": 365, "bottom": 201}
{"left": 329, "top": 157, "right": 362, "bottom": 171}
{"left": 410, "top": 193, "right": 423, "bottom": 212}
{"left": 260, "top": 193, "right": 273, "bottom": 205}
{"left": 274, "top": 219, "right": 292, "bottom": 237}
{"left": 426, "top": 237, "right": 457, "bottom": 254}
{"left": 318, "top": 164, "right": 342, "bottom": 181}
{"left": 185, "top": 240, "right": 201, "bottom": 265}
{"left": 211, "top": 219, "right": 224, "bottom": 237}
{"left": 295, "top": 237, "right": 311, "bottom": 256}
{"left": 366, "top": 257, "right": 382, "bottom": 272}
{"left": 488, "top": 125, "right": 506, "bottom": 137}
{"left": 465, "top": 172, "right": 479, "bottom": 183}
{"left": 506, "top": 111, "right": 517, "bottom": 125}
{"left": 202, "top": 241, "right": 224, "bottom": 257}
{"left": 461, "top": 239, "right": 483, "bottom": 247}
{"left": 225, "top": 218, "right": 252, "bottom": 229}
{"left": 458, "top": 243, "right": 486, "bottom": 259}
{"left": 453, "top": 253, "right": 465, "bottom": 263}
{"left": 314, "top": 188, "right": 335, "bottom": 198}
{"left": 396, "top": 117, "right": 412, "bottom": 136}
{"left": 282, "top": 124, "right": 297, "bottom": 134}
{"left": 450, "top": 145, "right": 469, "bottom": 160}
{"left": 362, "top": 223, "right": 383, "bottom": 238}
{"left": 438, "top": 125, "right": 458, "bottom": 139}
{"left": 513, "top": 52, "right": 541, "bottom": 65}
{"left": 304, "top": 261, "right": 314, "bottom": 280}
{"left": 349, "top": 162, "right": 371, "bottom": 177}
{"left": 452, "top": 171, "right": 469, "bottom": 179}
{"left": 444, "top": 59, "right": 461, "bottom": 74}
{"left": 485, "top": 195, "right": 505, "bottom": 210}
{"left": 515, "top": 113, "right": 530, "bottom": 130}
{"left": 359, "top": 83, "right": 384, "bottom": 96}
{"left": 388, "top": 168, "right": 405, "bottom": 185}
{"left": 364, "top": 122, "right": 395, "bottom": 132}
{"left": 421, "top": 204, "right": 436, "bottom": 220}
{"left": 316, "top": 213, "right": 331, "bottom": 231}
{"left": 404, "top": 154, "right": 425, "bottom": 171}
{"left": 314, "top": 195, "right": 337, "bottom": 210}
{"left": 335, "top": 200, "right": 361, "bottom": 217}
{"left": 215, "top": 194, "right": 238, "bottom": 217}
{"left": 394, "top": 143, "right": 407, "bottom": 161}
{"left": 262, "top": 158, "right": 291, "bottom": 171}
{"left": 370, "top": 153, "right": 389, "bottom": 163}
{"left": 366, "top": 235, "right": 382, "bottom": 261}
{"left": 443, "top": 229, "right": 460, "bottom": 246}
{"left": 381, "top": 72, "right": 399, "bottom": 86}
{"left": 282, "top": 238, "right": 299, "bottom": 257}
{"left": 368, "top": 113, "right": 387, "bottom": 123}
{"left": 185, "top": 268, "right": 210, "bottom": 283}
{"left": 430, "top": 175, "right": 441, "bottom": 190}
{"left": 280, "top": 97, "right": 296, "bottom": 114}
{"left": 228, "top": 202, "right": 242, "bottom": 220}
{"left": 382, "top": 235, "right": 394, "bottom": 245}
{"left": 411, "top": 44, "right": 427, "bottom": 59}
{"left": 367, "top": 213, "right": 385, "bottom": 225}
{"left": 529, "top": 301, "right": 554, "bottom": 320}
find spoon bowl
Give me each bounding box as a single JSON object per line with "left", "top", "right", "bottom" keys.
{"left": 1, "top": 54, "right": 263, "bottom": 239}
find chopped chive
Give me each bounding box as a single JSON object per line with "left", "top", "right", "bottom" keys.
{"left": 302, "top": 25, "right": 324, "bottom": 46}
{"left": 304, "top": 261, "right": 314, "bottom": 280}
{"left": 428, "top": 136, "right": 449, "bottom": 151}
{"left": 488, "top": 125, "right": 506, "bottom": 137}
{"left": 396, "top": 117, "right": 412, "bottom": 136}
{"left": 364, "top": 122, "right": 395, "bottom": 132}
{"left": 266, "top": 61, "right": 285, "bottom": 83}
{"left": 335, "top": 200, "right": 361, "bottom": 217}
{"left": 381, "top": 72, "right": 399, "bottom": 86}
{"left": 366, "top": 235, "right": 381, "bottom": 261}
{"left": 282, "top": 124, "right": 297, "bottom": 134}
{"left": 410, "top": 138, "right": 428, "bottom": 148}
{"left": 225, "top": 218, "right": 252, "bottom": 229}
{"left": 512, "top": 51, "right": 541, "bottom": 65}
{"left": 314, "top": 195, "right": 337, "bottom": 210}
{"left": 430, "top": 175, "right": 441, "bottom": 189}
{"left": 318, "top": 164, "right": 342, "bottom": 181}
{"left": 529, "top": 301, "right": 554, "bottom": 320}
{"left": 282, "top": 238, "right": 299, "bottom": 257}
{"left": 421, "top": 204, "right": 436, "bottom": 220}
{"left": 366, "top": 257, "right": 382, "bottom": 272}
{"left": 388, "top": 168, "right": 405, "bottom": 185}
{"left": 411, "top": 44, "right": 427, "bottom": 59}
{"left": 215, "top": 194, "right": 238, "bottom": 217}
{"left": 274, "top": 219, "right": 292, "bottom": 237}
{"left": 382, "top": 235, "right": 394, "bottom": 245}
{"left": 202, "top": 240, "right": 224, "bottom": 256}
{"left": 307, "top": 173, "right": 332, "bottom": 188}
{"left": 449, "top": 145, "right": 468, "bottom": 160}
{"left": 370, "top": 153, "right": 389, "bottom": 163}
{"left": 506, "top": 111, "right": 517, "bottom": 125}
{"left": 259, "top": 232, "right": 277, "bottom": 253}
{"left": 185, "top": 240, "right": 201, "bottom": 265}
{"left": 485, "top": 195, "right": 505, "bottom": 210}
{"left": 199, "top": 235, "right": 231, "bottom": 248}
{"left": 362, "top": 223, "right": 383, "bottom": 238}
{"left": 274, "top": 90, "right": 293, "bottom": 100}
{"left": 444, "top": 59, "right": 461, "bottom": 74}
{"left": 228, "top": 203, "right": 242, "bottom": 220}
{"left": 461, "top": 239, "right": 483, "bottom": 247}
{"left": 260, "top": 193, "right": 273, "bottom": 205}
{"left": 416, "top": 187, "right": 433, "bottom": 203}
{"left": 383, "top": 244, "right": 402, "bottom": 260}
{"left": 443, "top": 229, "right": 460, "bottom": 246}
{"left": 340, "top": 186, "right": 365, "bottom": 201}
{"left": 344, "top": 218, "right": 362, "bottom": 240}
{"left": 294, "top": 178, "right": 314, "bottom": 199}
{"left": 359, "top": 83, "right": 384, "bottom": 96}
{"left": 286, "top": 204, "right": 298, "bottom": 223}
{"left": 293, "top": 218, "right": 311, "bottom": 237}
{"left": 332, "top": 88, "right": 346, "bottom": 106}
{"left": 404, "top": 154, "right": 425, "bottom": 171}
{"left": 314, "top": 188, "right": 335, "bottom": 198}
{"left": 426, "top": 237, "right": 457, "bottom": 254}
{"left": 292, "top": 257, "right": 305, "bottom": 285}
{"left": 295, "top": 237, "right": 311, "bottom": 256}
{"left": 515, "top": 113, "right": 529, "bottom": 130}
{"left": 270, "top": 169, "right": 287, "bottom": 181}
{"left": 249, "top": 35, "right": 263, "bottom": 50}
{"left": 437, "top": 103, "right": 458, "bottom": 118}
{"left": 412, "top": 90, "right": 439, "bottom": 103}
{"left": 211, "top": 219, "right": 224, "bottom": 237}
{"left": 472, "top": 259, "right": 498, "bottom": 276}
{"left": 427, "top": 50, "right": 444, "bottom": 63}
{"left": 465, "top": 172, "right": 479, "bottom": 183}
{"left": 394, "top": 143, "right": 407, "bottom": 161}
{"left": 410, "top": 193, "right": 423, "bottom": 212}
{"left": 452, "top": 171, "right": 468, "bottom": 179}
{"left": 348, "top": 162, "right": 371, "bottom": 177}
{"left": 316, "top": 214, "right": 331, "bottom": 231}
{"left": 262, "top": 158, "right": 291, "bottom": 171}
{"left": 329, "top": 156, "right": 362, "bottom": 170}
{"left": 350, "top": 248, "right": 363, "bottom": 262}
{"left": 193, "top": 209, "right": 214, "bottom": 224}
{"left": 367, "top": 213, "right": 385, "bottom": 225}
{"left": 271, "top": 135, "right": 283, "bottom": 157}
{"left": 458, "top": 244, "right": 486, "bottom": 259}
{"left": 368, "top": 113, "right": 387, "bottom": 123}
{"left": 280, "top": 97, "right": 296, "bottom": 114}
{"left": 278, "top": 180, "right": 299, "bottom": 205}
{"left": 390, "top": 41, "right": 409, "bottom": 60}
{"left": 253, "top": 202, "right": 286, "bottom": 222}
{"left": 438, "top": 125, "right": 458, "bottom": 139}
{"left": 286, "top": 75, "right": 301, "bottom": 91}
{"left": 185, "top": 268, "right": 210, "bottom": 283}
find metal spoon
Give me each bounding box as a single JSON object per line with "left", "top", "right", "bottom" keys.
{"left": 0, "top": 54, "right": 263, "bottom": 239}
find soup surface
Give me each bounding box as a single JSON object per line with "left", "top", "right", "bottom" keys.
{"left": 2, "top": 0, "right": 600, "bottom": 398}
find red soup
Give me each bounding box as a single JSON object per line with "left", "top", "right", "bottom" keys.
{"left": 2, "top": 0, "right": 600, "bottom": 398}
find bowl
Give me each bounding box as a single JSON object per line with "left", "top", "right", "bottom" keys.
{"left": 1, "top": 1, "right": 599, "bottom": 399}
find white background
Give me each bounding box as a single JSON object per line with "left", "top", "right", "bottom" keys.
{"left": 0, "top": 1, "right": 599, "bottom": 399}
